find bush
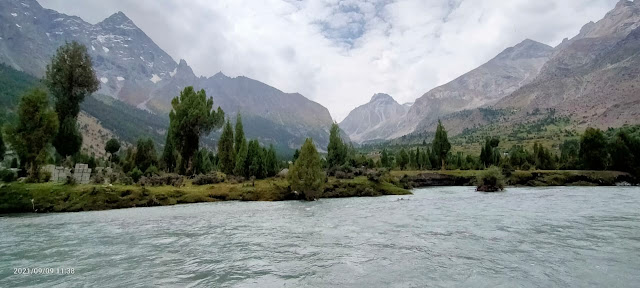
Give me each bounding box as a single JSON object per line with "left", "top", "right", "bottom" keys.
{"left": 92, "top": 172, "right": 105, "bottom": 184}
{"left": 10, "top": 158, "right": 18, "bottom": 168}
{"left": 40, "top": 171, "right": 52, "bottom": 182}
{"left": 365, "top": 168, "right": 389, "bottom": 183}
{"left": 144, "top": 165, "right": 159, "bottom": 176}
{"left": 334, "top": 171, "right": 355, "bottom": 179}
{"left": 140, "top": 173, "right": 184, "bottom": 187}
{"left": 477, "top": 166, "right": 505, "bottom": 192}
{"left": 521, "top": 162, "right": 532, "bottom": 171}
{"left": 129, "top": 167, "right": 143, "bottom": 183}
{"left": 0, "top": 169, "right": 16, "bottom": 183}
{"left": 65, "top": 175, "right": 77, "bottom": 186}
{"left": 193, "top": 172, "right": 225, "bottom": 185}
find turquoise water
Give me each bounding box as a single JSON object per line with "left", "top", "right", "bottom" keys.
{"left": 1, "top": 186, "right": 639, "bottom": 287}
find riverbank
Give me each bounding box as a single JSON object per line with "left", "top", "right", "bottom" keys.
{"left": 1, "top": 170, "right": 635, "bottom": 214}
{"left": 0, "top": 177, "right": 410, "bottom": 213}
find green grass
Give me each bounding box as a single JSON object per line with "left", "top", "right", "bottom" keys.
{"left": 0, "top": 177, "right": 409, "bottom": 214}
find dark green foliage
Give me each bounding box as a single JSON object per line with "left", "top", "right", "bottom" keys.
{"left": 218, "top": 120, "right": 235, "bottom": 175}
{"left": 129, "top": 167, "right": 143, "bottom": 183}
{"left": 289, "top": 138, "right": 325, "bottom": 200}
{"left": 193, "top": 172, "right": 225, "bottom": 185}
{"left": 234, "top": 113, "right": 245, "bottom": 155}
{"left": 396, "top": 149, "right": 409, "bottom": 170}
{"left": 0, "top": 63, "right": 41, "bottom": 122}
{"left": 480, "top": 137, "right": 500, "bottom": 167}
{"left": 380, "top": 149, "right": 391, "bottom": 168}
{"left": 105, "top": 139, "right": 121, "bottom": 160}
{"left": 609, "top": 130, "right": 640, "bottom": 177}
{"left": 580, "top": 127, "right": 608, "bottom": 170}
{"left": 559, "top": 140, "right": 579, "bottom": 170}
{"left": 134, "top": 138, "right": 157, "bottom": 173}
{"left": 432, "top": 120, "right": 451, "bottom": 170}
{"left": 248, "top": 140, "right": 266, "bottom": 179}
{"left": 234, "top": 139, "right": 248, "bottom": 177}
{"left": 144, "top": 165, "right": 159, "bottom": 176}
{"left": 161, "top": 128, "right": 178, "bottom": 173}
{"left": 533, "top": 142, "right": 556, "bottom": 170}
{"left": 508, "top": 145, "right": 530, "bottom": 169}
{"left": 327, "top": 123, "right": 348, "bottom": 168}
{"left": 265, "top": 145, "right": 279, "bottom": 177}
{"left": 0, "top": 169, "right": 16, "bottom": 183}
{"left": 0, "top": 127, "right": 5, "bottom": 160}
{"left": 293, "top": 149, "right": 300, "bottom": 162}
{"left": 193, "top": 149, "right": 214, "bottom": 175}
{"left": 5, "top": 89, "right": 59, "bottom": 180}
{"left": 10, "top": 158, "right": 18, "bottom": 169}
{"left": 169, "top": 87, "right": 224, "bottom": 174}
{"left": 45, "top": 42, "right": 99, "bottom": 157}
{"left": 53, "top": 117, "right": 82, "bottom": 158}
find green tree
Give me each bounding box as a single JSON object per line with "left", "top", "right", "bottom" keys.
{"left": 134, "top": 138, "right": 157, "bottom": 172}
{"left": 218, "top": 120, "right": 235, "bottom": 175}
{"left": 559, "top": 140, "right": 580, "bottom": 170}
{"left": 45, "top": 42, "right": 99, "bottom": 157}
{"left": 0, "top": 126, "right": 5, "bottom": 161}
{"left": 397, "top": 149, "right": 409, "bottom": 170}
{"left": 432, "top": 120, "right": 451, "bottom": 170}
{"left": 380, "top": 149, "right": 391, "bottom": 168}
{"left": 105, "top": 138, "right": 121, "bottom": 162}
{"left": 293, "top": 149, "right": 300, "bottom": 162}
{"left": 161, "top": 129, "right": 178, "bottom": 172}
{"left": 234, "top": 113, "right": 245, "bottom": 155}
{"left": 265, "top": 144, "right": 279, "bottom": 177}
{"left": 169, "top": 87, "right": 224, "bottom": 174}
{"left": 580, "top": 127, "right": 608, "bottom": 170}
{"left": 609, "top": 130, "right": 640, "bottom": 176}
{"left": 5, "top": 89, "right": 58, "bottom": 180}
{"left": 193, "top": 148, "right": 214, "bottom": 175}
{"left": 327, "top": 123, "right": 347, "bottom": 168}
{"left": 248, "top": 140, "right": 266, "bottom": 179}
{"left": 288, "top": 138, "right": 325, "bottom": 201}
{"left": 409, "top": 149, "right": 417, "bottom": 169}
{"left": 234, "top": 138, "right": 248, "bottom": 177}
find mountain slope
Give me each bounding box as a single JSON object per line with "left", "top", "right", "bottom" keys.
{"left": 0, "top": 0, "right": 337, "bottom": 151}
{"left": 339, "top": 93, "right": 409, "bottom": 143}
{"left": 495, "top": 0, "right": 640, "bottom": 128}
{"left": 347, "top": 39, "right": 553, "bottom": 142}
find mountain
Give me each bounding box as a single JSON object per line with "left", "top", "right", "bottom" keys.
{"left": 0, "top": 0, "right": 337, "bottom": 151}
{"left": 495, "top": 0, "right": 640, "bottom": 128}
{"left": 344, "top": 38, "right": 554, "bottom": 142}
{"left": 339, "top": 93, "right": 409, "bottom": 143}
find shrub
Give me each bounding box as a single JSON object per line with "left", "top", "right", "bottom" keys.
{"left": 92, "top": 172, "right": 105, "bottom": 184}
{"left": 129, "top": 167, "right": 143, "bottom": 183}
{"left": 521, "top": 162, "right": 532, "bottom": 171}
{"left": 145, "top": 165, "right": 159, "bottom": 176}
{"left": 193, "top": 173, "right": 225, "bottom": 185}
{"left": 40, "top": 171, "right": 52, "bottom": 182}
{"left": 0, "top": 169, "right": 16, "bottom": 183}
{"left": 335, "top": 171, "right": 355, "bottom": 179}
{"left": 10, "top": 158, "right": 18, "bottom": 168}
{"left": 477, "top": 166, "right": 505, "bottom": 192}
{"left": 65, "top": 175, "right": 77, "bottom": 186}
{"left": 139, "top": 173, "right": 184, "bottom": 187}
{"left": 365, "top": 168, "right": 389, "bottom": 183}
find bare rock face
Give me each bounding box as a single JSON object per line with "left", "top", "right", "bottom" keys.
{"left": 496, "top": 0, "right": 640, "bottom": 129}
{"left": 339, "top": 93, "right": 409, "bottom": 143}
{"left": 350, "top": 39, "right": 553, "bottom": 142}
{"left": 0, "top": 0, "right": 338, "bottom": 149}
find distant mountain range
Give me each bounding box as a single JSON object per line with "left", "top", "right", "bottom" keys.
{"left": 339, "top": 93, "right": 410, "bottom": 143}
{"left": 0, "top": 0, "right": 337, "bottom": 151}
{"left": 343, "top": 0, "right": 640, "bottom": 143}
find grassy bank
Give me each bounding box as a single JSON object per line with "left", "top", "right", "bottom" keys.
{"left": 0, "top": 177, "right": 410, "bottom": 214}
{"left": 391, "top": 170, "right": 636, "bottom": 188}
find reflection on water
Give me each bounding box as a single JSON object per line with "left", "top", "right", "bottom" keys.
{"left": 1, "top": 186, "right": 639, "bottom": 287}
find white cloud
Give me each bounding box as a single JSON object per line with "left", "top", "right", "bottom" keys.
{"left": 39, "top": 0, "right": 619, "bottom": 121}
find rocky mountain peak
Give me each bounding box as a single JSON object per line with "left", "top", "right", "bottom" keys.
{"left": 370, "top": 93, "right": 395, "bottom": 103}
{"left": 495, "top": 39, "right": 553, "bottom": 60}
{"left": 575, "top": 0, "right": 640, "bottom": 39}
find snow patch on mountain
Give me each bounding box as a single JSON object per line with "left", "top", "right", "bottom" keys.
{"left": 150, "top": 74, "right": 161, "bottom": 83}
{"left": 100, "top": 77, "right": 108, "bottom": 84}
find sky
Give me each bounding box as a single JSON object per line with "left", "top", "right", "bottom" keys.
{"left": 38, "top": 0, "right": 620, "bottom": 121}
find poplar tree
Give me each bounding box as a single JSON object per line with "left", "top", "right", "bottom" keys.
{"left": 327, "top": 123, "right": 347, "bottom": 168}
{"left": 218, "top": 120, "right": 235, "bottom": 175}
{"left": 234, "top": 113, "right": 245, "bottom": 155}
{"left": 432, "top": 120, "right": 451, "bottom": 170}
{"left": 234, "top": 139, "right": 248, "bottom": 177}
{"left": 45, "top": 41, "right": 99, "bottom": 157}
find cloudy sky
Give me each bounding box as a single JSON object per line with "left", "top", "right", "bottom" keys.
{"left": 39, "top": 0, "right": 619, "bottom": 121}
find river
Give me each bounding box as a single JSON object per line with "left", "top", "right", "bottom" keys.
{"left": 1, "top": 186, "right": 639, "bottom": 287}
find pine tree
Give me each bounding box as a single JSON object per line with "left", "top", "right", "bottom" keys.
{"left": 169, "top": 87, "right": 224, "bottom": 174}
{"left": 327, "top": 123, "right": 347, "bottom": 168}
{"left": 45, "top": 42, "right": 99, "bottom": 157}
{"left": 248, "top": 141, "right": 266, "bottom": 179}
{"left": 134, "top": 138, "right": 157, "bottom": 172}
{"left": 0, "top": 126, "right": 5, "bottom": 161}
{"left": 432, "top": 120, "right": 451, "bottom": 170}
{"left": 234, "top": 138, "right": 248, "bottom": 177}
{"left": 579, "top": 127, "right": 608, "bottom": 170}
{"left": 288, "top": 138, "right": 325, "bottom": 201}
{"left": 381, "top": 149, "right": 390, "bottom": 168}
{"left": 162, "top": 129, "right": 177, "bottom": 172}
{"left": 5, "top": 89, "right": 59, "bottom": 180}
{"left": 409, "top": 149, "right": 417, "bottom": 170}
{"left": 234, "top": 113, "right": 245, "bottom": 155}
{"left": 265, "top": 144, "right": 278, "bottom": 177}
{"left": 218, "top": 120, "right": 235, "bottom": 175}
{"left": 293, "top": 149, "right": 300, "bottom": 162}
{"left": 397, "top": 149, "right": 409, "bottom": 170}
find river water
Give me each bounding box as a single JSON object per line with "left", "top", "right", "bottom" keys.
{"left": 1, "top": 186, "right": 639, "bottom": 287}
